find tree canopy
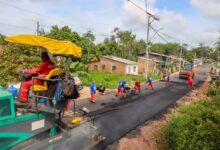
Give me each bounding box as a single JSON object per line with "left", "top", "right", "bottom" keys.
{"left": 0, "top": 25, "right": 217, "bottom": 87}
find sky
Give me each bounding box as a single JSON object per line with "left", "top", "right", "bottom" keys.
{"left": 0, "top": 0, "right": 219, "bottom": 47}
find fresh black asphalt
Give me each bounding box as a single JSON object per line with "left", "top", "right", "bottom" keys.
{"left": 24, "top": 65, "right": 210, "bottom": 150}
{"left": 93, "top": 65, "right": 210, "bottom": 149}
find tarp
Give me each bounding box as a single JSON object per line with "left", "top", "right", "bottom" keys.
{"left": 5, "top": 34, "right": 82, "bottom": 58}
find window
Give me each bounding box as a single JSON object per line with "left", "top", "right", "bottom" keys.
{"left": 133, "top": 66, "right": 136, "bottom": 72}
{"left": 94, "top": 65, "right": 98, "bottom": 70}
{"left": 102, "top": 64, "right": 106, "bottom": 70}
{"left": 112, "top": 66, "right": 117, "bottom": 71}
{"left": 128, "top": 67, "right": 131, "bottom": 73}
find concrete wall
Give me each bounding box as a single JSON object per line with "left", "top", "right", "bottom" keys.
{"left": 125, "top": 65, "right": 138, "bottom": 75}
{"left": 137, "top": 57, "right": 155, "bottom": 75}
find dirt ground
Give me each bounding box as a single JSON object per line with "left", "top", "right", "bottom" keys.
{"left": 106, "top": 77, "right": 211, "bottom": 150}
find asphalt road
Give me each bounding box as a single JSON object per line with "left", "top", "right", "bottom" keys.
{"left": 24, "top": 65, "right": 210, "bottom": 150}
{"left": 93, "top": 65, "right": 210, "bottom": 149}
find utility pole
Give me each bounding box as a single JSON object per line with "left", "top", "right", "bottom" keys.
{"left": 146, "top": 15, "right": 150, "bottom": 78}
{"left": 144, "top": 0, "right": 159, "bottom": 78}
{"left": 218, "top": 31, "right": 220, "bottom": 68}
{"left": 218, "top": 51, "right": 219, "bottom": 69}
{"left": 36, "top": 21, "right": 40, "bottom": 35}
{"left": 127, "top": 0, "right": 159, "bottom": 77}
{"left": 179, "top": 44, "right": 183, "bottom": 71}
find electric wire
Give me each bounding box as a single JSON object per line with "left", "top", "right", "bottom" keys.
{"left": 150, "top": 26, "right": 170, "bottom": 43}
{"left": 0, "top": 22, "right": 35, "bottom": 31}
{"left": 0, "top": 1, "right": 88, "bottom": 30}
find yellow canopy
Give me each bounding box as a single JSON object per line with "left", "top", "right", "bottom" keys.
{"left": 5, "top": 34, "right": 82, "bottom": 58}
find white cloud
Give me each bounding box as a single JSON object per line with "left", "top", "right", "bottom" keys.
{"left": 158, "top": 10, "right": 188, "bottom": 36}
{"left": 121, "top": 1, "right": 189, "bottom": 44}
{"left": 122, "top": 0, "right": 158, "bottom": 26}
{"left": 191, "top": 0, "right": 220, "bottom": 20}
{"left": 0, "top": 0, "right": 219, "bottom": 47}
{"left": 121, "top": 0, "right": 219, "bottom": 46}
{"left": 181, "top": 30, "right": 219, "bottom": 47}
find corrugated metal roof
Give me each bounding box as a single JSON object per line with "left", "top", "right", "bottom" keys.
{"left": 102, "top": 55, "right": 137, "bottom": 65}
{"left": 138, "top": 57, "right": 162, "bottom": 63}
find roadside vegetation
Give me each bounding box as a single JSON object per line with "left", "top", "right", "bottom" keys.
{"left": 158, "top": 79, "right": 220, "bottom": 150}
{"left": 0, "top": 26, "right": 220, "bottom": 88}
{"left": 0, "top": 44, "right": 40, "bottom": 87}
{"left": 76, "top": 71, "right": 159, "bottom": 89}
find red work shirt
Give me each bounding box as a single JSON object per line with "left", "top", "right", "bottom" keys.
{"left": 26, "top": 60, "right": 55, "bottom": 77}
{"left": 135, "top": 81, "right": 141, "bottom": 87}
{"left": 187, "top": 77, "right": 193, "bottom": 83}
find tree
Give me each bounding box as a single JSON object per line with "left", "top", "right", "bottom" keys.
{"left": 97, "top": 27, "right": 144, "bottom": 61}
{"left": 192, "top": 43, "right": 212, "bottom": 58}
{"left": 113, "top": 28, "right": 136, "bottom": 59}
{"left": 46, "top": 25, "right": 81, "bottom": 45}
{"left": 150, "top": 43, "right": 182, "bottom": 56}
{"left": 212, "top": 37, "right": 220, "bottom": 61}
{"left": 0, "top": 44, "right": 40, "bottom": 87}
{"left": 0, "top": 34, "right": 5, "bottom": 45}
{"left": 45, "top": 25, "right": 96, "bottom": 64}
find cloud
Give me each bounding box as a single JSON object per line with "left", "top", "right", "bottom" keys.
{"left": 0, "top": 0, "right": 219, "bottom": 47}
{"left": 159, "top": 9, "right": 188, "bottom": 35}
{"left": 191, "top": 0, "right": 220, "bottom": 20}
{"left": 122, "top": 0, "right": 158, "bottom": 26}
{"left": 121, "top": 1, "right": 189, "bottom": 43}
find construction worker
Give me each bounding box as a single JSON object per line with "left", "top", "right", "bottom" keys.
{"left": 161, "top": 68, "right": 167, "bottom": 80}
{"left": 115, "top": 80, "right": 126, "bottom": 97}
{"left": 146, "top": 76, "right": 154, "bottom": 90}
{"left": 90, "top": 81, "right": 96, "bottom": 103}
{"left": 20, "top": 52, "right": 55, "bottom": 103}
{"left": 187, "top": 74, "right": 194, "bottom": 89}
{"left": 166, "top": 72, "right": 171, "bottom": 85}
{"left": 134, "top": 81, "right": 141, "bottom": 94}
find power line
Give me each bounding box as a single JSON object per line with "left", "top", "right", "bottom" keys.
{"left": 150, "top": 26, "right": 169, "bottom": 43}
{"left": 0, "top": 1, "right": 44, "bottom": 17}
{"left": 0, "top": 1, "right": 88, "bottom": 30}
{"left": 127, "top": 0, "right": 158, "bottom": 19}
{"left": 40, "top": 23, "right": 112, "bottom": 37}
{"left": 0, "top": 1, "right": 115, "bottom": 39}
{"left": 0, "top": 22, "right": 35, "bottom": 31}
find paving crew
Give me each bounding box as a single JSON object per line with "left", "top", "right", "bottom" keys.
{"left": 146, "top": 76, "right": 154, "bottom": 90}
{"left": 90, "top": 81, "right": 96, "bottom": 103}
{"left": 20, "top": 52, "right": 55, "bottom": 103}
{"left": 134, "top": 81, "right": 141, "bottom": 94}
{"left": 115, "top": 80, "right": 126, "bottom": 97}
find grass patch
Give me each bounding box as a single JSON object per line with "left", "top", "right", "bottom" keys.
{"left": 80, "top": 71, "right": 159, "bottom": 89}
{"left": 158, "top": 96, "right": 220, "bottom": 150}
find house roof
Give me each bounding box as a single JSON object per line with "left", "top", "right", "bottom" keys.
{"left": 149, "top": 52, "right": 168, "bottom": 57}
{"left": 147, "top": 52, "right": 184, "bottom": 61}
{"left": 138, "top": 57, "right": 162, "bottom": 63}
{"left": 102, "top": 55, "right": 137, "bottom": 65}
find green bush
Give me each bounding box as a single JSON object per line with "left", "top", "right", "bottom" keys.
{"left": 207, "top": 86, "right": 218, "bottom": 97}
{"left": 207, "top": 79, "right": 220, "bottom": 97}
{"left": 0, "top": 44, "right": 40, "bottom": 87}
{"left": 159, "top": 97, "right": 220, "bottom": 150}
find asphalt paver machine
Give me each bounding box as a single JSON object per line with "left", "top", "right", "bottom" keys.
{"left": 0, "top": 34, "right": 103, "bottom": 150}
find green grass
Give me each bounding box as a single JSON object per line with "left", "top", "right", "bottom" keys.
{"left": 80, "top": 71, "right": 159, "bottom": 89}
{"left": 158, "top": 96, "right": 220, "bottom": 150}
